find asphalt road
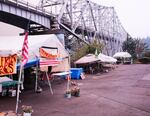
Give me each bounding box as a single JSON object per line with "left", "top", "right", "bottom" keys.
{"left": 0, "top": 64, "right": 150, "bottom": 116}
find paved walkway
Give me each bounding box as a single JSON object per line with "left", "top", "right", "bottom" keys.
{"left": 1, "top": 64, "right": 150, "bottom": 116}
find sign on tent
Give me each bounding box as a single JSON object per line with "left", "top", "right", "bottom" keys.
{"left": 0, "top": 54, "right": 17, "bottom": 75}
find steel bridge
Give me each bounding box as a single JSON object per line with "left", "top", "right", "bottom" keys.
{"left": 0, "top": 0, "right": 128, "bottom": 56}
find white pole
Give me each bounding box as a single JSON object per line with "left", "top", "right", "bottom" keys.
{"left": 35, "top": 63, "right": 38, "bottom": 92}
{"left": 15, "top": 64, "right": 23, "bottom": 113}
{"left": 46, "top": 71, "right": 53, "bottom": 95}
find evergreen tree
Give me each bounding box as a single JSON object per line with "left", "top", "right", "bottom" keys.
{"left": 122, "top": 34, "right": 148, "bottom": 60}
{"left": 122, "top": 34, "right": 136, "bottom": 59}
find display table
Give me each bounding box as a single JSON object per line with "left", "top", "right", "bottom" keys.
{"left": 0, "top": 77, "right": 22, "bottom": 87}
{"left": 51, "top": 71, "right": 72, "bottom": 76}
{"left": 51, "top": 71, "right": 72, "bottom": 93}
{"left": 1, "top": 81, "right": 19, "bottom": 87}
{"left": 0, "top": 80, "right": 22, "bottom": 97}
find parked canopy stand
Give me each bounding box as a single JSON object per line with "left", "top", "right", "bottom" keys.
{"left": 0, "top": 34, "right": 70, "bottom": 113}
{"left": 98, "top": 53, "right": 117, "bottom": 63}
{"left": 113, "top": 52, "right": 132, "bottom": 64}
{"left": 75, "top": 53, "right": 117, "bottom": 74}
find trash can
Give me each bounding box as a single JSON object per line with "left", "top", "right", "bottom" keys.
{"left": 70, "top": 68, "right": 83, "bottom": 79}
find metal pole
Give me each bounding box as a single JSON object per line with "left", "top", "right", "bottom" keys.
{"left": 70, "top": 0, "right": 73, "bottom": 29}
{"left": 46, "top": 71, "right": 53, "bottom": 94}
{"left": 15, "top": 63, "right": 23, "bottom": 114}
{"left": 35, "top": 62, "right": 38, "bottom": 92}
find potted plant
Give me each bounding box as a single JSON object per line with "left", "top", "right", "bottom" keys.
{"left": 22, "top": 105, "right": 33, "bottom": 116}
{"left": 0, "top": 111, "right": 19, "bottom": 116}
{"left": 75, "top": 87, "right": 80, "bottom": 97}
{"left": 71, "top": 86, "right": 80, "bottom": 97}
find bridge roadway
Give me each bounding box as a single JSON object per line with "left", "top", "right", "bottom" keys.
{"left": 0, "top": 0, "right": 51, "bottom": 30}
{"left": 0, "top": 0, "right": 95, "bottom": 43}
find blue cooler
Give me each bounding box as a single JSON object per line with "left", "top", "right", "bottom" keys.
{"left": 70, "top": 68, "right": 83, "bottom": 79}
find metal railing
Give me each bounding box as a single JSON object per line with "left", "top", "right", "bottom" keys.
{"left": 4, "top": 0, "right": 56, "bottom": 17}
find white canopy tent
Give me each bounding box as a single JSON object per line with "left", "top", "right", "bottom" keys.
{"left": 113, "top": 52, "right": 132, "bottom": 64}
{"left": 98, "top": 53, "right": 117, "bottom": 63}
{"left": 74, "top": 53, "right": 117, "bottom": 74}
{"left": 0, "top": 34, "right": 70, "bottom": 72}
{"left": 113, "top": 52, "right": 131, "bottom": 58}
{"left": 0, "top": 34, "right": 70, "bottom": 113}
{"left": 75, "top": 54, "right": 99, "bottom": 64}
{"left": 75, "top": 53, "right": 117, "bottom": 64}
{"left": 0, "top": 34, "right": 68, "bottom": 59}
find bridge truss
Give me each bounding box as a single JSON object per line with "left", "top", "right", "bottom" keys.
{"left": 38, "top": 0, "right": 127, "bottom": 55}
{"left": 0, "top": 0, "right": 127, "bottom": 55}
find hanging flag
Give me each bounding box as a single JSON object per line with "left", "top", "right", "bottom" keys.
{"left": 40, "top": 58, "right": 60, "bottom": 67}
{"left": 22, "top": 32, "right": 29, "bottom": 66}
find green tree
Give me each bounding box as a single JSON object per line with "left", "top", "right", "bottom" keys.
{"left": 71, "top": 40, "right": 104, "bottom": 63}
{"left": 122, "top": 35, "right": 148, "bottom": 60}
{"left": 122, "top": 35, "right": 137, "bottom": 59}
{"left": 86, "top": 40, "right": 103, "bottom": 54}
{"left": 135, "top": 39, "right": 148, "bottom": 58}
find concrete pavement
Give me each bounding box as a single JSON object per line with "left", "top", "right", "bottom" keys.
{"left": 0, "top": 64, "right": 150, "bottom": 116}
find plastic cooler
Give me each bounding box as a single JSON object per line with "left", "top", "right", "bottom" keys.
{"left": 70, "top": 68, "right": 83, "bottom": 79}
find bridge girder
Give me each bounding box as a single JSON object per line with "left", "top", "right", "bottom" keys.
{"left": 0, "top": 0, "right": 128, "bottom": 55}
{"left": 0, "top": 0, "right": 51, "bottom": 31}
{"left": 38, "top": 0, "right": 127, "bottom": 55}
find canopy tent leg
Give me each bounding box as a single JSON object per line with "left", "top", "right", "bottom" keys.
{"left": 46, "top": 71, "right": 53, "bottom": 95}
{"left": 35, "top": 65, "right": 38, "bottom": 92}
{"left": 21, "top": 69, "right": 24, "bottom": 90}
{"left": 15, "top": 65, "right": 23, "bottom": 114}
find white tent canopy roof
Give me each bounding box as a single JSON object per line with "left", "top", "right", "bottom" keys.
{"left": 98, "top": 53, "right": 117, "bottom": 63}
{"left": 75, "top": 54, "right": 99, "bottom": 64}
{"left": 75, "top": 53, "right": 117, "bottom": 64}
{"left": 113, "top": 52, "right": 131, "bottom": 58}
{"left": 0, "top": 34, "right": 68, "bottom": 58}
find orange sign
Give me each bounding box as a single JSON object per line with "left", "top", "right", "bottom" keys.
{"left": 0, "top": 54, "right": 17, "bottom": 75}
{"left": 39, "top": 48, "right": 58, "bottom": 59}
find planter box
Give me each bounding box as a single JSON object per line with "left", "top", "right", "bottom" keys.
{"left": 23, "top": 112, "right": 32, "bottom": 116}
{"left": 65, "top": 93, "right": 71, "bottom": 98}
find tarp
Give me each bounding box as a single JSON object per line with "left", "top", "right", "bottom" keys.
{"left": 0, "top": 34, "right": 68, "bottom": 59}
{"left": 75, "top": 54, "right": 99, "bottom": 64}
{"left": 0, "top": 34, "right": 70, "bottom": 71}
{"left": 75, "top": 53, "right": 117, "bottom": 64}
{"left": 98, "top": 53, "right": 117, "bottom": 63}
{"left": 51, "top": 58, "right": 70, "bottom": 72}
{"left": 0, "top": 50, "right": 14, "bottom": 57}
{"left": 113, "top": 52, "right": 131, "bottom": 58}
{"left": 17, "top": 58, "right": 39, "bottom": 69}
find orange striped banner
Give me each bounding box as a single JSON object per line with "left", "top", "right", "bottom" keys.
{"left": 39, "top": 48, "right": 58, "bottom": 59}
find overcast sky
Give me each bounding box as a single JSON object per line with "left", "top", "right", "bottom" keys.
{"left": 93, "top": 0, "right": 150, "bottom": 38}
{"left": 0, "top": 0, "right": 149, "bottom": 38}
